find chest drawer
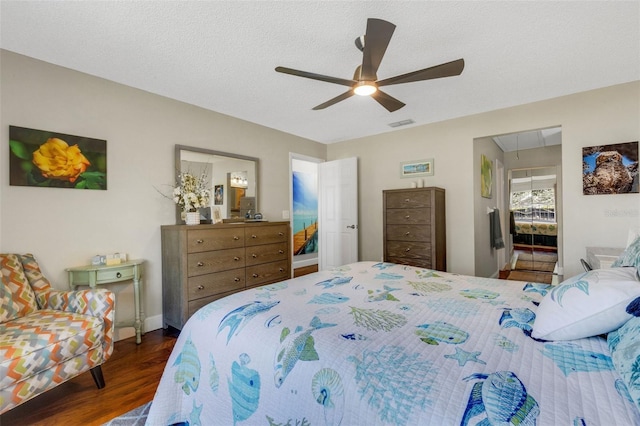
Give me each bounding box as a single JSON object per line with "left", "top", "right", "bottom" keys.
{"left": 187, "top": 228, "right": 245, "bottom": 253}
{"left": 385, "top": 208, "right": 430, "bottom": 225}
{"left": 187, "top": 268, "right": 246, "bottom": 301}
{"left": 246, "top": 260, "right": 290, "bottom": 288}
{"left": 386, "top": 225, "right": 430, "bottom": 242}
{"left": 245, "top": 224, "right": 288, "bottom": 246}
{"left": 187, "top": 248, "right": 245, "bottom": 276}
{"left": 95, "top": 266, "right": 135, "bottom": 283}
{"left": 385, "top": 191, "right": 432, "bottom": 209}
{"left": 246, "top": 242, "right": 289, "bottom": 266}
{"left": 386, "top": 241, "right": 431, "bottom": 260}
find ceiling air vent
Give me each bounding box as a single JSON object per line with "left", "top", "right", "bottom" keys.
{"left": 388, "top": 119, "right": 415, "bottom": 128}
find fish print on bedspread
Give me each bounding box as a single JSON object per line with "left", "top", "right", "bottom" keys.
{"left": 461, "top": 371, "right": 539, "bottom": 426}
{"left": 541, "top": 342, "right": 614, "bottom": 376}
{"left": 274, "top": 316, "right": 336, "bottom": 388}
{"left": 217, "top": 300, "right": 280, "bottom": 344}
{"left": 308, "top": 293, "right": 350, "bottom": 304}
{"left": 406, "top": 280, "right": 452, "bottom": 295}
{"left": 348, "top": 345, "right": 437, "bottom": 426}
{"left": 173, "top": 336, "right": 201, "bottom": 396}
{"left": 228, "top": 353, "right": 260, "bottom": 424}
{"left": 416, "top": 321, "right": 469, "bottom": 345}
{"left": 315, "top": 276, "right": 353, "bottom": 289}
{"left": 366, "top": 285, "right": 401, "bottom": 302}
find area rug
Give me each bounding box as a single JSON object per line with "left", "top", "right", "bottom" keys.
{"left": 102, "top": 402, "right": 151, "bottom": 426}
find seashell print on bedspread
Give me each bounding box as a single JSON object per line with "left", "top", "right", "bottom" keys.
{"left": 147, "top": 261, "right": 640, "bottom": 425}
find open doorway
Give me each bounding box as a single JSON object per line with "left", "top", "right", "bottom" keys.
{"left": 474, "top": 126, "right": 563, "bottom": 283}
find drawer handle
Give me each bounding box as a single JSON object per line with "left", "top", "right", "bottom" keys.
{"left": 278, "top": 250, "right": 284, "bottom": 254}
{"left": 279, "top": 268, "right": 284, "bottom": 272}
{"left": 234, "top": 256, "right": 240, "bottom": 261}
{"left": 116, "top": 272, "right": 122, "bottom": 278}
{"left": 405, "top": 215, "right": 410, "bottom": 219}
{"left": 196, "top": 239, "right": 204, "bottom": 244}
{"left": 233, "top": 236, "right": 240, "bottom": 240}
{"left": 252, "top": 273, "right": 259, "bottom": 278}
{"left": 278, "top": 232, "right": 284, "bottom": 236}
{"left": 197, "top": 285, "right": 204, "bottom": 290}
{"left": 197, "top": 262, "right": 204, "bottom": 267}
{"left": 252, "top": 254, "right": 258, "bottom": 258}
{"left": 405, "top": 248, "right": 411, "bottom": 252}
{"left": 234, "top": 277, "right": 240, "bottom": 282}
{"left": 404, "top": 231, "right": 410, "bottom": 236}
{"left": 405, "top": 198, "right": 410, "bottom": 202}
{"left": 251, "top": 234, "right": 257, "bottom": 239}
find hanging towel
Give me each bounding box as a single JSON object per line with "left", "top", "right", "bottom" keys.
{"left": 490, "top": 209, "right": 505, "bottom": 249}
{"left": 509, "top": 210, "right": 516, "bottom": 235}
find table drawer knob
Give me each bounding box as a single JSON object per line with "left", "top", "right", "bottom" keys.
{"left": 197, "top": 262, "right": 204, "bottom": 267}
{"left": 233, "top": 236, "right": 240, "bottom": 240}
{"left": 279, "top": 268, "right": 284, "bottom": 272}
{"left": 278, "top": 250, "right": 284, "bottom": 254}
{"left": 251, "top": 234, "right": 257, "bottom": 239}
{"left": 197, "top": 285, "right": 204, "bottom": 290}
{"left": 196, "top": 239, "right": 204, "bottom": 244}
{"left": 116, "top": 272, "right": 122, "bottom": 278}
{"left": 405, "top": 198, "right": 410, "bottom": 202}
{"left": 252, "top": 273, "right": 259, "bottom": 278}
{"left": 234, "top": 256, "right": 240, "bottom": 261}
{"left": 252, "top": 254, "right": 258, "bottom": 258}
{"left": 278, "top": 232, "right": 284, "bottom": 236}
{"left": 234, "top": 277, "right": 240, "bottom": 282}
{"left": 405, "top": 231, "right": 410, "bottom": 236}
{"left": 405, "top": 248, "right": 411, "bottom": 252}
{"left": 405, "top": 215, "right": 410, "bottom": 219}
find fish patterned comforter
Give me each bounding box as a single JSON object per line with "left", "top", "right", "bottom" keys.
{"left": 146, "top": 261, "right": 640, "bottom": 425}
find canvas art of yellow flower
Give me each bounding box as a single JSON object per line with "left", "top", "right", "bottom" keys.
{"left": 32, "top": 137, "right": 91, "bottom": 183}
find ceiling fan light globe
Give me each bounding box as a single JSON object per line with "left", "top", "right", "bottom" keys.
{"left": 354, "top": 82, "right": 377, "bottom": 96}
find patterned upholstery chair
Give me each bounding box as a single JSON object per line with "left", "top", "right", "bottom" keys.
{"left": 0, "top": 253, "right": 115, "bottom": 413}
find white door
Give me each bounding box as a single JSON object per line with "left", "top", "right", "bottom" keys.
{"left": 318, "top": 157, "right": 358, "bottom": 270}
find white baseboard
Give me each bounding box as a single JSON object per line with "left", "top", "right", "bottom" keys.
{"left": 113, "top": 314, "right": 164, "bottom": 342}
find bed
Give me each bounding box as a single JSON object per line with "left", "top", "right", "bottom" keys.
{"left": 146, "top": 260, "right": 640, "bottom": 425}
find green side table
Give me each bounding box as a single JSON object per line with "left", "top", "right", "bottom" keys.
{"left": 66, "top": 259, "right": 145, "bottom": 344}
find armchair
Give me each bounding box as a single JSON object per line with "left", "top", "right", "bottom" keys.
{"left": 0, "top": 253, "right": 115, "bottom": 413}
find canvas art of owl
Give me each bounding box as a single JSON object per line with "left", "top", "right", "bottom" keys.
{"left": 583, "top": 143, "right": 639, "bottom": 195}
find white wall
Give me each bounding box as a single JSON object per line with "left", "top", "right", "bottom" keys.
{"left": 327, "top": 81, "right": 640, "bottom": 278}
{"left": 0, "top": 50, "right": 326, "bottom": 338}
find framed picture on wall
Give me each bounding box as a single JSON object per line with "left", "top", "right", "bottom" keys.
{"left": 214, "top": 185, "right": 224, "bottom": 205}
{"left": 582, "top": 141, "right": 638, "bottom": 195}
{"left": 481, "top": 154, "right": 493, "bottom": 198}
{"left": 400, "top": 158, "right": 434, "bottom": 178}
{"left": 9, "top": 125, "right": 107, "bottom": 190}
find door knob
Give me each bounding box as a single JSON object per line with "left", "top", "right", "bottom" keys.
{"left": 346, "top": 224, "right": 357, "bottom": 229}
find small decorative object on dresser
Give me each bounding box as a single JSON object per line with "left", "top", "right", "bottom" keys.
{"left": 383, "top": 187, "right": 446, "bottom": 270}
{"left": 161, "top": 221, "right": 291, "bottom": 330}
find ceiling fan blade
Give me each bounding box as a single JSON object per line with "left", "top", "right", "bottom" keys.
{"left": 275, "top": 66, "right": 356, "bottom": 87}
{"left": 360, "top": 19, "right": 396, "bottom": 81}
{"left": 312, "top": 90, "right": 355, "bottom": 110}
{"left": 377, "top": 58, "right": 465, "bottom": 87}
{"left": 371, "top": 89, "right": 405, "bottom": 112}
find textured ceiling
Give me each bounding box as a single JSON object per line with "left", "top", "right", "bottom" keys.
{"left": 1, "top": 1, "right": 638, "bottom": 144}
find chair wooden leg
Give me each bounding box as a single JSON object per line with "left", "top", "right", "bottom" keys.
{"left": 90, "top": 366, "right": 105, "bottom": 389}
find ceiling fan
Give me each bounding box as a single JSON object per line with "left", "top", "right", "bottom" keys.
{"left": 275, "top": 18, "right": 465, "bottom": 112}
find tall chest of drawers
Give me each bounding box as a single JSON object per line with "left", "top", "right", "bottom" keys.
{"left": 383, "top": 187, "right": 446, "bottom": 271}
{"left": 161, "top": 221, "right": 291, "bottom": 330}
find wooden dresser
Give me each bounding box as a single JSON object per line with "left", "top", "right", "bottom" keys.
{"left": 161, "top": 221, "right": 291, "bottom": 330}
{"left": 383, "top": 187, "right": 446, "bottom": 271}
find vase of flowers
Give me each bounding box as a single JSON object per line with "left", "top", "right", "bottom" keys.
{"left": 172, "top": 172, "right": 211, "bottom": 225}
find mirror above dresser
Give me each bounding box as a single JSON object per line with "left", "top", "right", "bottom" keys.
{"left": 175, "top": 145, "right": 259, "bottom": 223}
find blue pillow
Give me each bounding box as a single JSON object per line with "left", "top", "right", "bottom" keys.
{"left": 608, "top": 315, "right": 640, "bottom": 411}
{"left": 612, "top": 236, "right": 640, "bottom": 269}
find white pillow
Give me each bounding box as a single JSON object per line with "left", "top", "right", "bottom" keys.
{"left": 532, "top": 267, "right": 640, "bottom": 341}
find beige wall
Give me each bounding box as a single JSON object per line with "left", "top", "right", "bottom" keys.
{"left": 0, "top": 50, "right": 326, "bottom": 338}
{"left": 327, "top": 81, "right": 640, "bottom": 278}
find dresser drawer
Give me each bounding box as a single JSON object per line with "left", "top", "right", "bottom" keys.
{"left": 385, "top": 191, "right": 432, "bottom": 209}
{"left": 187, "top": 268, "right": 245, "bottom": 301}
{"left": 246, "top": 260, "right": 290, "bottom": 287}
{"left": 245, "top": 224, "right": 288, "bottom": 246}
{"left": 386, "top": 225, "right": 430, "bottom": 242}
{"left": 188, "top": 291, "right": 236, "bottom": 318}
{"left": 187, "top": 228, "right": 245, "bottom": 253}
{"left": 187, "top": 248, "right": 245, "bottom": 276}
{"left": 386, "top": 241, "right": 431, "bottom": 260}
{"left": 385, "top": 208, "right": 430, "bottom": 225}
{"left": 386, "top": 256, "right": 433, "bottom": 269}
{"left": 246, "top": 242, "right": 289, "bottom": 266}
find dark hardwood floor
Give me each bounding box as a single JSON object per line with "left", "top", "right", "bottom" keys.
{"left": 0, "top": 329, "right": 177, "bottom": 426}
